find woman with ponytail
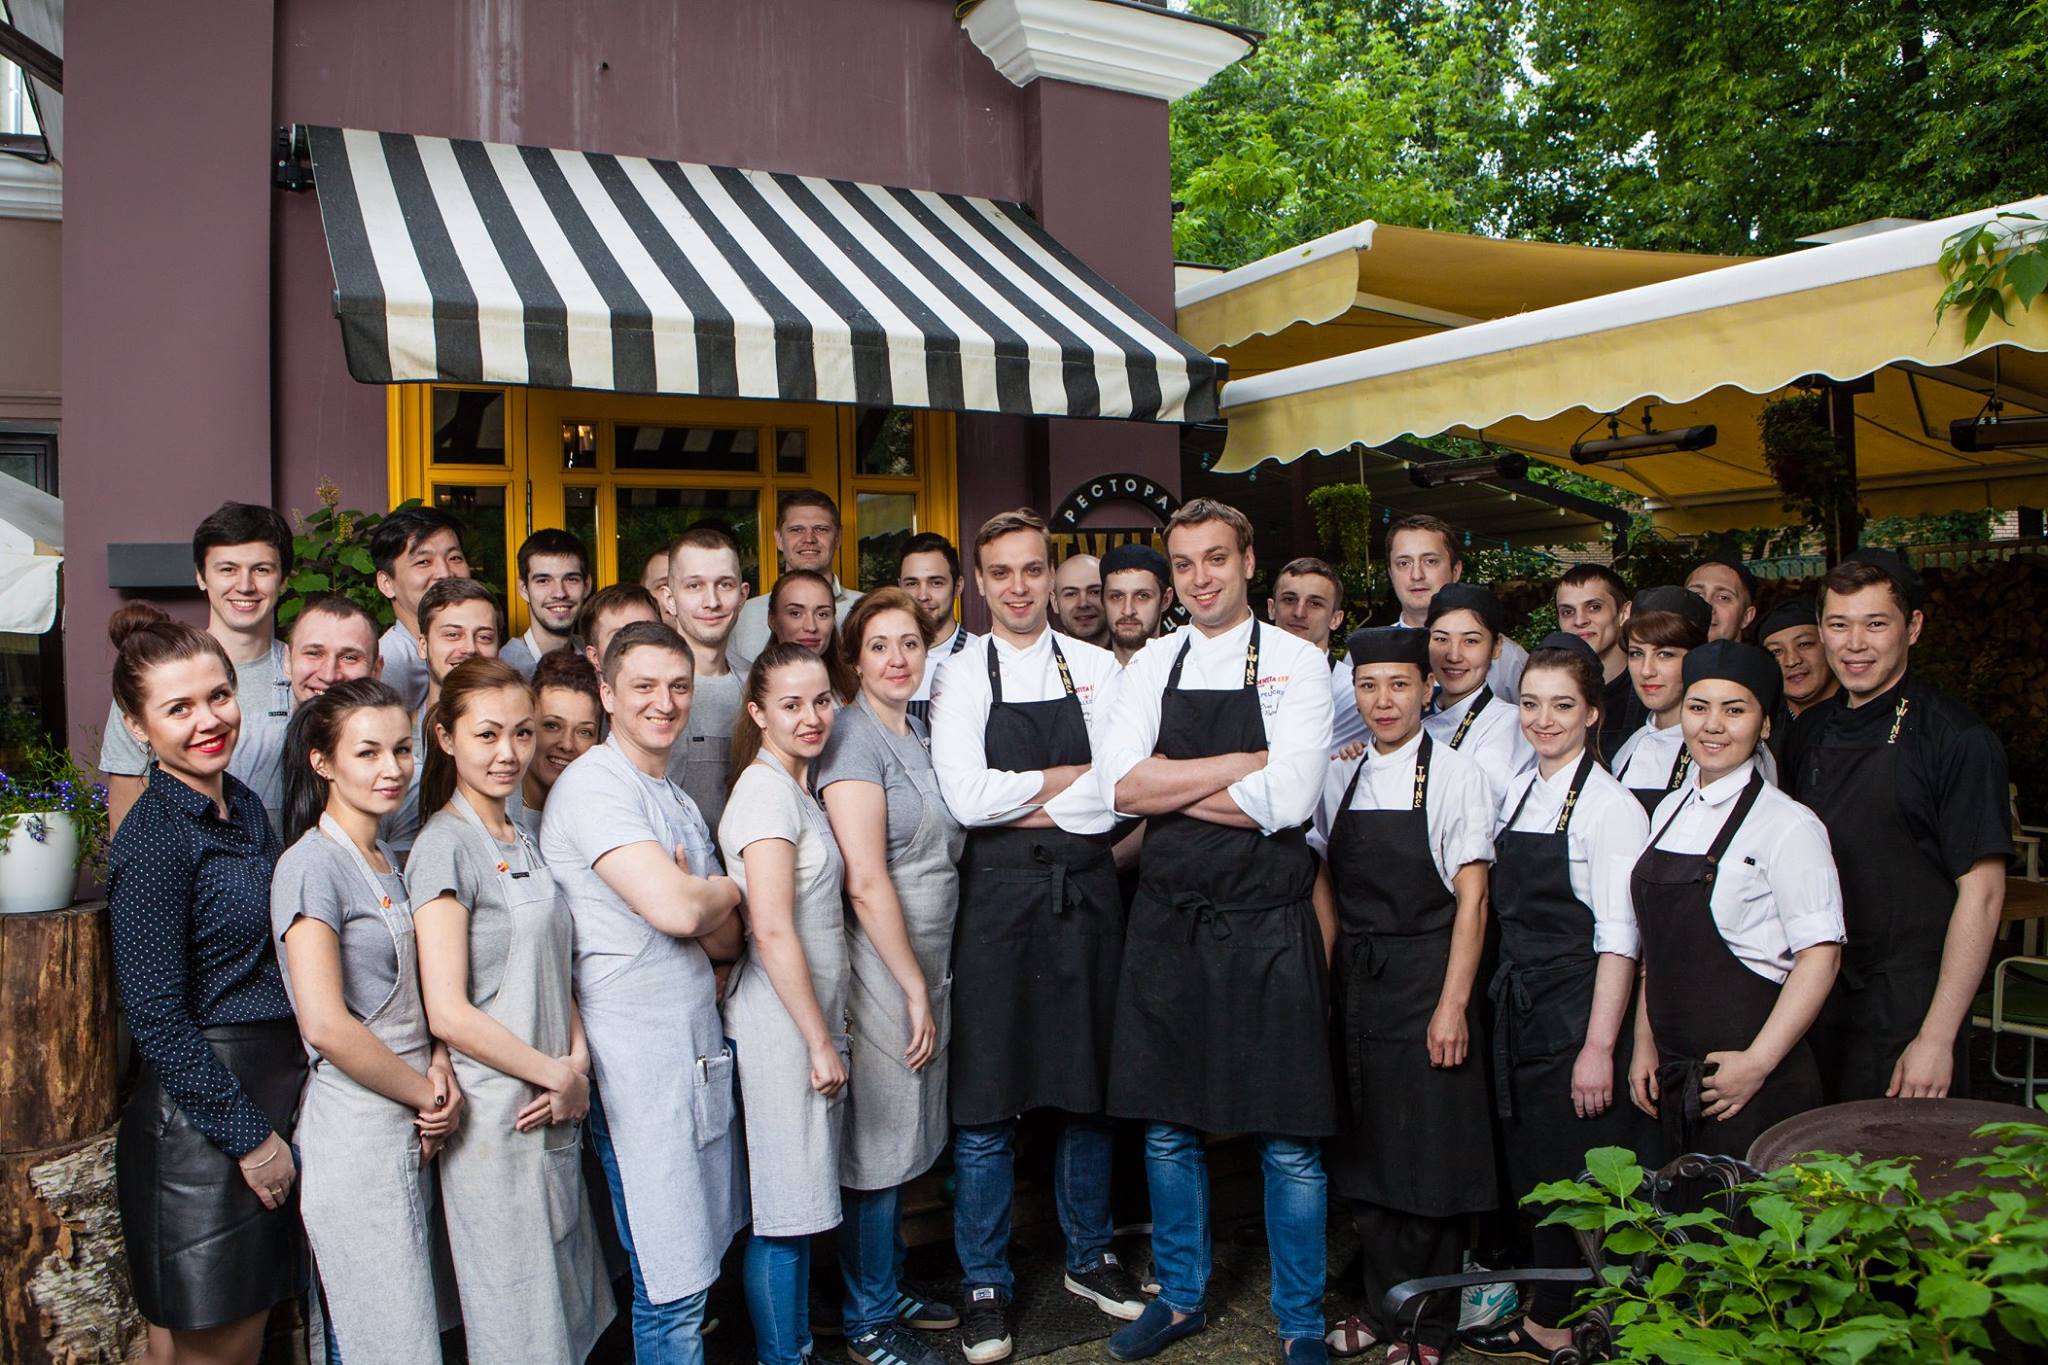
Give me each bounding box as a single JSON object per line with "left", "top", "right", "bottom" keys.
{"left": 107, "top": 603, "right": 303, "bottom": 1365}
{"left": 409, "top": 658, "right": 614, "bottom": 1360}
{"left": 270, "top": 677, "right": 460, "bottom": 1364}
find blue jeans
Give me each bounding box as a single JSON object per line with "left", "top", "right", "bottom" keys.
{"left": 743, "top": 1233, "right": 813, "bottom": 1365}
{"left": 839, "top": 1184, "right": 909, "bottom": 1336}
{"left": 1143, "top": 1123, "right": 1326, "bottom": 1341}
{"left": 953, "top": 1115, "right": 1115, "bottom": 1295}
{"left": 587, "top": 1091, "right": 711, "bottom": 1365}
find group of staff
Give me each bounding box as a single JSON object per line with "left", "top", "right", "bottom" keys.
{"left": 100, "top": 495, "right": 2009, "bottom": 1365}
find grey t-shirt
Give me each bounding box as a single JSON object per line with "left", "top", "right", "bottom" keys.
{"left": 270, "top": 829, "right": 406, "bottom": 1058}
{"left": 100, "top": 639, "right": 293, "bottom": 828}
{"left": 377, "top": 708, "right": 428, "bottom": 864}
{"left": 380, "top": 622, "right": 429, "bottom": 713}
{"left": 405, "top": 806, "right": 525, "bottom": 1009}
{"left": 814, "top": 702, "right": 932, "bottom": 864}
{"left": 668, "top": 654, "right": 747, "bottom": 832}
{"left": 498, "top": 635, "right": 540, "bottom": 682}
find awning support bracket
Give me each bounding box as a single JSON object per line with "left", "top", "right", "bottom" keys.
{"left": 274, "top": 125, "right": 312, "bottom": 193}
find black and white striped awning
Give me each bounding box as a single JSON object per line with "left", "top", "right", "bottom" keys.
{"left": 305, "top": 126, "right": 1221, "bottom": 423}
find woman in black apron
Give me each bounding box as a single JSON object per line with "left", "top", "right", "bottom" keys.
{"left": 1315, "top": 627, "right": 1497, "bottom": 1365}
{"left": 105, "top": 605, "right": 305, "bottom": 1365}
{"left": 1628, "top": 642, "right": 1843, "bottom": 1164}
{"left": 1463, "top": 635, "right": 1653, "bottom": 1363}
{"left": 1609, "top": 586, "right": 1712, "bottom": 812}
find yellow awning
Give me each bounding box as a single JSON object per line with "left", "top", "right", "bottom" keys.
{"left": 1175, "top": 220, "right": 1737, "bottom": 380}
{"left": 1215, "top": 199, "right": 2048, "bottom": 531}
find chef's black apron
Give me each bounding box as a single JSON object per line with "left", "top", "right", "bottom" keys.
{"left": 1105, "top": 621, "right": 1336, "bottom": 1138}
{"left": 1624, "top": 730, "right": 1692, "bottom": 815}
{"left": 1797, "top": 694, "right": 1969, "bottom": 1102}
{"left": 1631, "top": 772, "right": 1821, "bottom": 1162}
{"left": 1322, "top": 735, "right": 1495, "bottom": 1213}
{"left": 1490, "top": 752, "right": 1650, "bottom": 1195}
{"left": 949, "top": 637, "right": 1125, "bottom": 1125}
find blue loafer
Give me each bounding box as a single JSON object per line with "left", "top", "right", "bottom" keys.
{"left": 1282, "top": 1337, "right": 1332, "bottom": 1364}
{"left": 1108, "top": 1300, "right": 1208, "bottom": 1361}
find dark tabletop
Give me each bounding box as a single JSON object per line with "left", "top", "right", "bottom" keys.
{"left": 1748, "top": 1097, "right": 2037, "bottom": 1200}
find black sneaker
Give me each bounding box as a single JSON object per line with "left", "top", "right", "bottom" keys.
{"left": 848, "top": 1323, "right": 945, "bottom": 1365}
{"left": 892, "top": 1286, "right": 959, "bottom": 1331}
{"left": 1064, "top": 1252, "right": 1148, "bottom": 1321}
{"left": 959, "top": 1285, "right": 1013, "bottom": 1364}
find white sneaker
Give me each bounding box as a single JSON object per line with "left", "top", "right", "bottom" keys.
{"left": 1457, "top": 1274, "right": 1518, "bottom": 1330}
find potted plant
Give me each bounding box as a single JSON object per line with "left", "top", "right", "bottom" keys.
{"left": 0, "top": 736, "right": 110, "bottom": 915}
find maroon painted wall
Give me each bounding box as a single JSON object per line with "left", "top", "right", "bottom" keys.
{"left": 62, "top": 0, "right": 278, "bottom": 759}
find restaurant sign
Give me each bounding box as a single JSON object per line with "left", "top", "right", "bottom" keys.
{"left": 1048, "top": 472, "right": 1181, "bottom": 563}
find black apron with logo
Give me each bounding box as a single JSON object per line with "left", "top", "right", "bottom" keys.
{"left": 1490, "top": 753, "right": 1651, "bottom": 1195}
{"left": 1624, "top": 733, "right": 1691, "bottom": 815}
{"left": 1631, "top": 772, "right": 1821, "bottom": 1162}
{"left": 1797, "top": 694, "right": 1967, "bottom": 1102}
{"left": 949, "top": 637, "right": 1125, "bottom": 1125}
{"left": 1105, "top": 622, "right": 1336, "bottom": 1138}
{"left": 1322, "top": 735, "right": 1495, "bottom": 1213}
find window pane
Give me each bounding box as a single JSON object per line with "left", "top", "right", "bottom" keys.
{"left": 616, "top": 424, "right": 759, "bottom": 473}
{"left": 432, "top": 484, "right": 507, "bottom": 591}
{"left": 854, "top": 409, "right": 915, "bottom": 476}
{"left": 855, "top": 492, "right": 916, "bottom": 591}
{"left": 615, "top": 487, "right": 762, "bottom": 593}
{"left": 775, "top": 429, "right": 808, "bottom": 474}
{"left": 562, "top": 421, "right": 598, "bottom": 471}
{"left": 563, "top": 486, "right": 598, "bottom": 559}
{"left": 432, "top": 390, "right": 508, "bottom": 466}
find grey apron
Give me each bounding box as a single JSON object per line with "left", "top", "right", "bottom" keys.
{"left": 294, "top": 817, "right": 442, "bottom": 1364}
{"left": 841, "top": 700, "right": 965, "bottom": 1191}
{"left": 436, "top": 793, "right": 614, "bottom": 1362}
{"left": 722, "top": 755, "right": 850, "bottom": 1237}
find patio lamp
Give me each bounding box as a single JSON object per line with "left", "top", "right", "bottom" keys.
{"left": 1570, "top": 410, "right": 1718, "bottom": 465}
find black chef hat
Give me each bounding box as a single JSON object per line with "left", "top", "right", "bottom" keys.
{"left": 1099, "top": 541, "right": 1171, "bottom": 591}
{"left": 1755, "top": 596, "right": 1816, "bottom": 643}
{"left": 1690, "top": 552, "right": 1759, "bottom": 600}
{"left": 1681, "top": 639, "right": 1784, "bottom": 714}
{"left": 1425, "top": 582, "right": 1506, "bottom": 635}
{"left": 1532, "top": 630, "right": 1602, "bottom": 674}
{"left": 1842, "top": 546, "right": 1926, "bottom": 610}
{"left": 1631, "top": 584, "right": 1714, "bottom": 638}
{"left": 1345, "top": 626, "right": 1431, "bottom": 672}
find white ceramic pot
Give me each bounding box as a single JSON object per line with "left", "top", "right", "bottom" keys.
{"left": 0, "top": 810, "right": 78, "bottom": 915}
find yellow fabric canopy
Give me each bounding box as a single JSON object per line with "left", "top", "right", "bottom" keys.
{"left": 1213, "top": 200, "right": 2048, "bottom": 532}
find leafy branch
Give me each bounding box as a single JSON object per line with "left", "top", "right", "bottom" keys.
{"left": 1936, "top": 211, "right": 2048, "bottom": 346}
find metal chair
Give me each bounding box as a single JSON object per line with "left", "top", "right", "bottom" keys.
{"left": 1975, "top": 955, "right": 2048, "bottom": 1105}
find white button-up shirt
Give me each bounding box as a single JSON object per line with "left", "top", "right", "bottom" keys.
{"left": 930, "top": 628, "right": 1120, "bottom": 834}
{"left": 1099, "top": 615, "right": 1332, "bottom": 837}
{"left": 1424, "top": 685, "right": 1533, "bottom": 812}
{"left": 913, "top": 621, "right": 976, "bottom": 708}
{"left": 1329, "top": 625, "right": 1528, "bottom": 751}
{"left": 1310, "top": 728, "right": 1496, "bottom": 889}
{"left": 1329, "top": 656, "right": 1368, "bottom": 751}
{"left": 1613, "top": 714, "right": 1779, "bottom": 794}
{"left": 1643, "top": 758, "right": 1845, "bottom": 983}
{"left": 1497, "top": 757, "right": 1649, "bottom": 958}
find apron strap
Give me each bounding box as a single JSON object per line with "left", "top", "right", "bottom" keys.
{"left": 450, "top": 788, "right": 542, "bottom": 878}
{"left": 1499, "top": 746, "right": 1592, "bottom": 834}
{"left": 1447, "top": 686, "right": 1493, "bottom": 749}
{"left": 1665, "top": 736, "right": 1694, "bottom": 790}
{"left": 1648, "top": 767, "right": 1766, "bottom": 881}
{"left": 990, "top": 633, "right": 1078, "bottom": 706}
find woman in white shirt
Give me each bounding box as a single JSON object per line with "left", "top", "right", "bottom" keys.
{"left": 1609, "top": 586, "right": 1712, "bottom": 811}
{"left": 1421, "top": 584, "right": 1531, "bottom": 811}
{"left": 1465, "top": 634, "right": 1651, "bottom": 1364}
{"left": 1629, "top": 641, "right": 1843, "bottom": 1164}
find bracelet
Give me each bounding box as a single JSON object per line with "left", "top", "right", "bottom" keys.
{"left": 239, "top": 1144, "right": 279, "bottom": 1171}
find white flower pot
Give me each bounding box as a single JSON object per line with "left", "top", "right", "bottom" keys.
{"left": 0, "top": 810, "right": 78, "bottom": 915}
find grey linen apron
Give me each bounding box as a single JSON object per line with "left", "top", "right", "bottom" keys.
{"left": 435, "top": 793, "right": 614, "bottom": 1361}
{"left": 722, "top": 755, "right": 850, "bottom": 1237}
{"left": 294, "top": 817, "right": 443, "bottom": 1364}
{"left": 841, "top": 701, "right": 965, "bottom": 1191}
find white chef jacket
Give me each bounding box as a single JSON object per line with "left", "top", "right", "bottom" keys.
{"left": 1330, "top": 624, "right": 1528, "bottom": 750}
{"left": 1310, "top": 728, "right": 1496, "bottom": 891}
{"left": 1642, "top": 758, "right": 1845, "bottom": 983}
{"left": 1098, "top": 615, "right": 1332, "bottom": 837}
{"left": 929, "top": 628, "right": 1120, "bottom": 834}
{"left": 730, "top": 575, "right": 861, "bottom": 661}
{"left": 913, "top": 621, "right": 976, "bottom": 708}
{"left": 1424, "top": 684, "right": 1533, "bottom": 812}
{"left": 1612, "top": 714, "right": 1779, "bottom": 795}
{"left": 1496, "top": 756, "right": 1649, "bottom": 958}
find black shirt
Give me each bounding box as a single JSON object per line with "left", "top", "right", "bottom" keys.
{"left": 1784, "top": 671, "right": 2012, "bottom": 881}
{"left": 1595, "top": 668, "right": 1645, "bottom": 770}
{"left": 108, "top": 766, "right": 292, "bottom": 1157}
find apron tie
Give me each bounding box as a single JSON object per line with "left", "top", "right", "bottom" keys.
{"left": 1031, "top": 845, "right": 1079, "bottom": 915}
{"left": 1486, "top": 960, "right": 1532, "bottom": 1119}
{"left": 1171, "top": 892, "right": 1232, "bottom": 942}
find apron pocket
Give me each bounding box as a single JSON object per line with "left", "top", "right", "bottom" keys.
{"left": 964, "top": 867, "right": 1054, "bottom": 942}
{"left": 692, "top": 1049, "right": 736, "bottom": 1148}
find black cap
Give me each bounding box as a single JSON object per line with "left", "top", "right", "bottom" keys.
{"left": 1100, "top": 541, "right": 1171, "bottom": 591}
{"left": 1689, "top": 553, "right": 1759, "bottom": 601}
{"left": 1682, "top": 639, "right": 1784, "bottom": 714}
{"left": 1631, "top": 584, "right": 1714, "bottom": 638}
{"left": 1842, "top": 546, "right": 1926, "bottom": 610}
{"left": 1425, "top": 583, "right": 1506, "bottom": 635}
{"left": 1756, "top": 596, "right": 1816, "bottom": 643}
{"left": 1532, "top": 630, "right": 1602, "bottom": 673}
{"left": 1345, "top": 626, "right": 1431, "bottom": 671}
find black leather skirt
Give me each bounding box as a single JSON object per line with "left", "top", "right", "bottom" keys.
{"left": 116, "top": 1020, "right": 307, "bottom": 1330}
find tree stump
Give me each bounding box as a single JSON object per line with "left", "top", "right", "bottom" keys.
{"left": 1, "top": 901, "right": 139, "bottom": 1362}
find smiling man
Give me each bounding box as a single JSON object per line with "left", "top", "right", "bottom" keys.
{"left": 500, "top": 529, "right": 592, "bottom": 681}
{"left": 371, "top": 505, "right": 472, "bottom": 712}
{"left": 661, "top": 525, "right": 754, "bottom": 829}
{"left": 1386, "top": 515, "right": 1526, "bottom": 702}
{"left": 1757, "top": 597, "right": 1838, "bottom": 764}
{"left": 1784, "top": 549, "right": 2009, "bottom": 1105}
{"left": 898, "top": 532, "right": 975, "bottom": 723}
{"left": 101, "top": 502, "right": 297, "bottom": 834}
{"left": 285, "top": 593, "right": 383, "bottom": 704}
{"left": 1051, "top": 553, "right": 1112, "bottom": 650}
{"left": 731, "top": 490, "right": 862, "bottom": 659}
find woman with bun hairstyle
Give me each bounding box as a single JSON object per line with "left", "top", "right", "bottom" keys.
{"left": 1612, "top": 587, "right": 1746, "bottom": 812}
{"left": 106, "top": 603, "right": 303, "bottom": 1364}
{"left": 1464, "top": 635, "right": 1652, "bottom": 1363}
{"left": 272, "top": 676, "right": 461, "bottom": 1364}
{"left": 410, "top": 657, "right": 615, "bottom": 1360}
{"left": 520, "top": 649, "right": 604, "bottom": 838}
